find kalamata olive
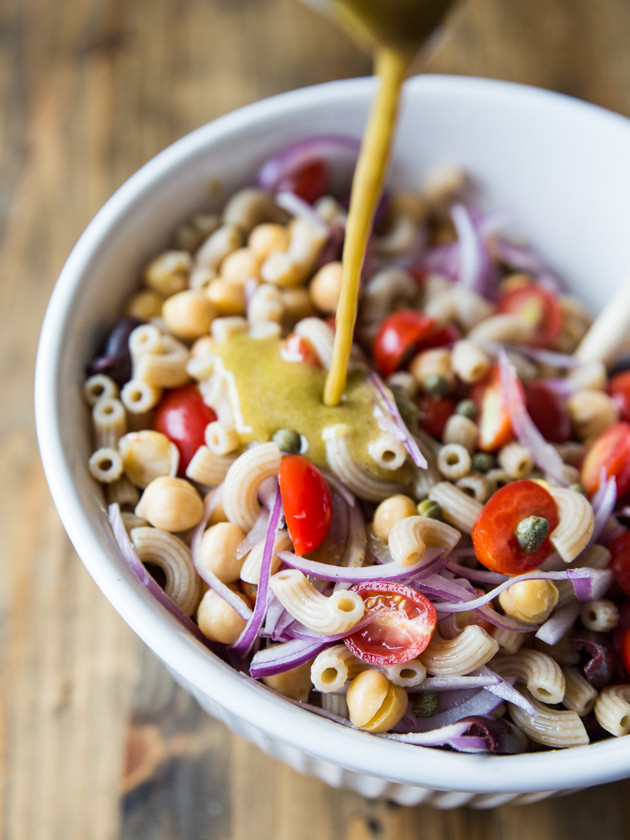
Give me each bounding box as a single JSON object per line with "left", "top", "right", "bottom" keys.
{"left": 610, "top": 353, "right": 630, "bottom": 376}
{"left": 571, "top": 628, "right": 617, "bottom": 688}
{"left": 457, "top": 716, "right": 530, "bottom": 754}
{"left": 87, "top": 316, "right": 142, "bottom": 386}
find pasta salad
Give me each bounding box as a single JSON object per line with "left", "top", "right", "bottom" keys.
{"left": 84, "top": 136, "right": 630, "bottom": 754}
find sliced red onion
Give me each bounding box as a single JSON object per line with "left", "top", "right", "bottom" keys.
{"left": 275, "top": 191, "right": 330, "bottom": 233}
{"left": 492, "top": 237, "right": 566, "bottom": 293}
{"left": 539, "top": 377, "right": 580, "bottom": 398}
{"left": 249, "top": 637, "right": 329, "bottom": 678}
{"left": 256, "top": 134, "right": 360, "bottom": 194}
{"left": 535, "top": 601, "right": 581, "bottom": 645}
{"left": 476, "top": 666, "right": 537, "bottom": 715}
{"left": 236, "top": 508, "right": 270, "bottom": 560}
{"left": 410, "top": 687, "right": 506, "bottom": 732}
{"left": 589, "top": 473, "right": 617, "bottom": 546}
{"left": 409, "top": 674, "right": 499, "bottom": 692}
{"left": 449, "top": 715, "right": 530, "bottom": 754}
{"left": 431, "top": 568, "right": 593, "bottom": 614}
{"left": 369, "top": 373, "right": 428, "bottom": 469}
{"left": 108, "top": 504, "right": 221, "bottom": 653}
{"left": 451, "top": 203, "right": 495, "bottom": 298}
{"left": 190, "top": 487, "right": 253, "bottom": 621}
{"left": 380, "top": 720, "right": 475, "bottom": 747}
{"left": 231, "top": 486, "right": 283, "bottom": 657}
{"left": 445, "top": 559, "right": 507, "bottom": 586}
{"left": 499, "top": 350, "right": 569, "bottom": 485}
{"left": 276, "top": 547, "right": 444, "bottom": 583}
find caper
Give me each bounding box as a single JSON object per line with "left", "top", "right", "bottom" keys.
{"left": 417, "top": 499, "right": 443, "bottom": 519}
{"left": 471, "top": 452, "right": 495, "bottom": 474}
{"left": 412, "top": 692, "right": 440, "bottom": 718}
{"left": 272, "top": 427, "right": 302, "bottom": 454}
{"left": 515, "top": 515, "right": 550, "bottom": 554}
{"left": 423, "top": 373, "right": 451, "bottom": 396}
{"left": 569, "top": 483, "right": 587, "bottom": 496}
{"left": 455, "top": 399, "right": 478, "bottom": 420}
{"left": 393, "top": 389, "right": 419, "bottom": 429}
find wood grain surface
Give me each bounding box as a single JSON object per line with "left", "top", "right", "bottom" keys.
{"left": 2, "top": 0, "right": 630, "bottom": 837}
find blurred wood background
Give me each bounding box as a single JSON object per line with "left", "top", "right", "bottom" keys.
{"left": 2, "top": 0, "right": 630, "bottom": 837}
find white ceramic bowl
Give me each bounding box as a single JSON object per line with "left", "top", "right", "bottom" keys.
{"left": 36, "top": 75, "right": 630, "bottom": 809}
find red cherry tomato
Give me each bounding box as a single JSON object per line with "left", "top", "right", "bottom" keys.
{"left": 278, "top": 159, "right": 328, "bottom": 205}
{"left": 344, "top": 581, "right": 437, "bottom": 665}
{"left": 280, "top": 333, "right": 321, "bottom": 367}
{"left": 153, "top": 385, "right": 217, "bottom": 474}
{"left": 472, "top": 480, "right": 559, "bottom": 574}
{"left": 279, "top": 455, "right": 333, "bottom": 555}
{"left": 416, "top": 394, "right": 456, "bottom": 439}
{"left": 609, "top": 371, "right": 630, "bottom": 423}
{"left": 581, "top": 422, "right": 630, "bottom": 498}
{"left": 372, "top": 310, "right": 437, "bottom": 376}
{"left": 498, "top": 283, "right": 563, "bottom": 346}
{"left": 470, "top": 364, "right": 517, "bottom": 451}
{"left": 524, "top": 380, "right": 572, "bottom": 443}
{"left": 609, "top": 530, "right": 630, "bottom": 597}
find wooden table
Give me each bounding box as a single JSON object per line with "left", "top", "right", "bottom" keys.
{"left": 3, "top": 0, "right": 630, "bottom": 836}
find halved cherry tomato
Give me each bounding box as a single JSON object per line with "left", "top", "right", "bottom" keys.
{"left": 470, "top": 364, "right": 517, "bottom": 451}
{"left": 279, "top": 455, "right": 332, "bottom": 555}
{"left": 280, "top": 333, "right": 321, "bottom": 367}
{"left": 153, "top": 384, "right": 217, "bottom": 473}
{"left": 416, "top": 394, "right": 455, "bottom": 439}
{"left": 472, "top": 480, "right": 559, "bottom": 574}
{"left": 344, "top": 581, "right": 436, "bottom": 665}
{"left": 372, "top": 310, "right": 436, "bottom": 377}
{"left": 609, "top": 371, "right": 630, "bottom": 423}
{"left": 497, "top": 282, "right": 563, "bottom": 346}
{"left": 581, "top": 422, "right": 630, "bottom": 498}
{"left": 278, "top": 159, "right": 328, "bottom": 205}
{"left": 609, "top": 530, "right": 630, "bottom": 597}
{"left": 524, "top": 380, "right": 572, "bottom": 443}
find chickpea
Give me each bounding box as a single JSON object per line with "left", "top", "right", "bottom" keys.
{"left": 262, "top": 659, "right": 313, "bottom": 702}
{"left": 371, "top": 494, "right": 417, "bottom": 541}
{"left": 135, "top": 476, "right": 204, "bottom": 532}
{"left": 248, "top": 223, "right": 290, "bottom": 260}
{"left": 197, "top": 588, "right": 249, "bottom": 645}
{"left": 309, "top": 261, "right": 343, "bottom": 313}
{"left": 346, "top": 670, "right": 408, "bottom": 733}
{"left": 124, "top": 289, "right": 165, "bottom": 321}
{"left": 220, "top": 247, "right": 262, "bottom": 283}
{"left": 198, "top": 522, "right": 246, "bottom": 584}
{"left": 498, "top": 579, "right": 559, "bottom": 624}
{"left": 162, "top": 290, "right": 216, "bottom": 340}
{"left": 206, "top": 278, "right": 248, "bottom": 317}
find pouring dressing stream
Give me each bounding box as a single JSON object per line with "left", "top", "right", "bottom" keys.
{"left": 303, "top": 0, "right": 458, "bottom": 406}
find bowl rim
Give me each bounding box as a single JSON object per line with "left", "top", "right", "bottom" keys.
{"left": 35, "top": 74, "right": 630, "bottom": 794}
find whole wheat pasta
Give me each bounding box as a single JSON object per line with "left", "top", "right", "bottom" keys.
{"left": 451, "top": 339, "right": 491, "bottom": 384}
{"left": 83, "top": 373, "right": 119, "bottom": 406}
{"left": 210, "top": 316, "right": 249, "bottom": 344}
{"left": 491, "top": 626, "right": 527, "bottom": 656}
{"left": 130, "top": 526, "right": 201, "bottom": 616}
{"left": 323, "top": 424, "right": 405, "bottom": 502}
{"left": 567, "top": 360, "right": 608, "bottom": 392}
{"left": 380, "top": 658, "right": 427, "bottom": 688}
{"left": 561, "top": 665, "right": 598, "bottom": 716}
{"left": 436, "top": 443, "right": 471, "bottom": 480}
{"left": 186, "top": 353, "right": 216, "bottom": 382}
{"left": 368, "top": 433, "right": 408, "bottom": 471}
{"left": 491, "top": 650, "right": 565, "bottom": 704}
{"left": 468, "top": 313, "right": 535, "bottom": 344}
{"left": 498, "top": 442, "right": 534, "bottom": 479}
{"left": 423, "top": 288, "right": 459, "bottom": 323}
{"left": 239, "top": 531, "right": 292, "bottom": 585}
{"left": 578, "top": 544, "right": 611, "bottom": 570}
{"left": 310, "top": 644, "right": 367, "bottom": 692}
{"left": 205, "top": 420, "right": 239, "bottom": 455}
{"left": 594, "top": 685, "right": 630, "bottom": 737}
{"left": 579, "top": 599, "right": 619, "bottom": 633}
{"left": 143, "top": 249, "right": 192, "bottom": 295}
{"left": 566, "top": 389, "right": 619, "bottom": 442}
{"left": 428, "top": 481, "right": 483, "bottom": 535}
{"left": 419, "top": 626, "right": 499, "bottom": 676}
{"left": 532, "top": 634, "right": 580, "bottom": 666}
{"left": 120, "top": 511, "right": 148, "bottom": 531}
{"left": 508, "top": 690, "right": 589, "bottom": 748}
{"left": 388, "top": 515, "right": 461, "bottom": 567}
{"left": 118, "top": 430, "right": 179, "bottom": 489}
{"left": 485, "top": 468, "right": 513, "bottom": 495}
{"left": 320, "top": 693, "right": 350, "bottom": 719}
{"left": 247, "top": 283, "right": 284, "bottom": 324}
{"left": 456, "top": 473, "right": 491, "bottom": 504}
{"left": 120, "top": 379, "right": 163, "bottom": 414}
{"left": 442, "top": 414, "right": 478, "bottom": 453}
{"left": 269, "top": 569, "right": 365, "bottom": 635}
{"left": 185, "top": 445, "right": 237, "bottom": 487}
{"left": 547, "top": 486, "right": 595, "bottom": 563}
{"left": 450, "top": 287, "right": 494, "bottom": 330}
{"left": 92, "top": 396, "right": 127, "bottom": 448}
{"left": 195, "top": 223, "right": 243, "bottom": 271}
{"left": 294, "top": 317, "right": 336, "bottom": 369}
{"left": 373, "top": 207, "right": 421, "bottom": 257}
{"left": 222, "top": 442, "right": 282, "bottom": 531}
{"left": 129, "top": 323, "right": 163, "bottom": 362}
{"left": 88, "top": 447, "right": 124, "bottom": 484}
